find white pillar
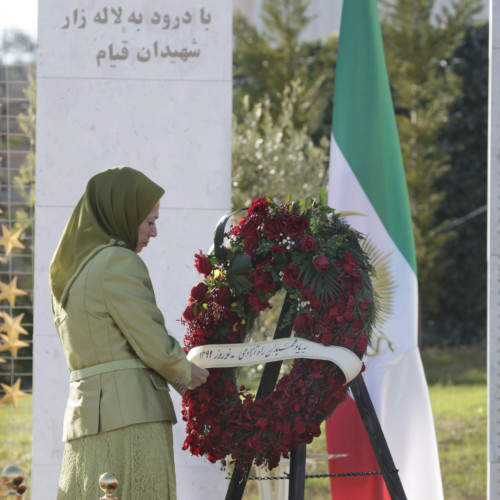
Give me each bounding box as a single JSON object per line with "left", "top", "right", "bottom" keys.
{"left": 33, "top": 1, "right": 231, "bottom": 498}
{"left": 489, "top": 0, "right": 500, "bottom": 498}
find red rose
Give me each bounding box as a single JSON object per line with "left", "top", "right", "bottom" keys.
{"left": 293, "top": 420, "right": 306, "bottom": 435}
{"left": 356, "top": 335, "right": 368, "bottom": 353}
{"left": 236, "top": 215, "right": 260, "bottom": 236}
{"left": 271, "top": 244, "right": 288, "bottom": 263}
{"left": 212, "top": 285, "right": 231, "bottom": 305}
{"left": 235, "top": 217, "right": 262, "bottom": 255}
{"left": 313, "top": 255, "right": 329, "bottom": 274}
{"left": 293, "top": 314, "right": 309, "bottom": 334}
{"left": 256, "top": 417, "right": 268, "bottom": 430}
{"left": 202, "top": 326, "right": 215, "bottom": 339}
{"left": 282, "top": 265, "right": 303, "bottom": 289}
{"left": 342, "top": 251, "right": 358, "bottom": 273}
{"left": 194, "top": 252, "right": 212, "bottom": 276}
{"left": 246, "top": 291, "right": 271, "bottom": 311}
{"left": 263, "top": 218, "right": 283, "bottom": 241}
{"left": 284, "top": 214, "right": 309, "bottom": 240}
{"left": 359, "top": 299, "right": 371, "bottom": 310}
{"left": 251, "top": 433, "right": 265, "bottom": 453}
{"left": 243, "top": 231, "right": 261, "bottom": 255}
{"left": 300, "top": 235, "right": 317, "bottom": 252}
{"left": 300, "top": 284, "right": 314, "bottom": 300}
{"left": 352, "top": 320, "right": 364, "bottom": 332}
{"left": 271, "top": 245, "right": 287, "bottom": 256}
{"left": 300, "top": 284, "right": 322, "bottom": 311}
{"left": 343, "top": 337, "right": 355, "bottom": 348}
{"left": 190, "top": 282, "right": 208, "bottom": 302}
{"left": 309, "top": 421, "right": 321, "bottom": 438}
{"left": 182, "top": 303, "right": 197, "bottom": 321}
{"left": 320, "top": 331, "right": 334, "bottom": 344}
{"left": 250, "top": 268, "right": 274, "bottom": 293}
{"left": 247, "top": 196, "right": 269, "bottom": 216}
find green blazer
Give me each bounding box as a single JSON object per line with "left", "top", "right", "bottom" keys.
{"left": 52, "top": 245, "right": 192, "bottom": 442}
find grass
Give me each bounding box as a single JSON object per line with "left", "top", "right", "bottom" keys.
{"left": 0, "top": 344, "right": 487, "bottom": 500}
{"left": 0, "top": 394, "right": 32, "bottom": 499}
{"left": 422, "top": 344, "right": 486, "bottom": 500}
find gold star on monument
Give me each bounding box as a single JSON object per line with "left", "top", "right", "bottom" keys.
{"left": 0, "top": 225, "right": 25, "bottom": 257}
{"left": 0, "top": 334, "right": 29, "bottom": 358}
{"left": 0, "top": 313, "right": 29, "bottom": 338}
{"left": 0, "top": 277, "right": 28, "bottom": 307}
{"left": 0, "top": 378, "right": 28, "bottom": 409}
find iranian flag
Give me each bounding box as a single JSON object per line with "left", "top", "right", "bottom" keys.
{"left": 325, "top": 1, "right": 444, "bottom": 499}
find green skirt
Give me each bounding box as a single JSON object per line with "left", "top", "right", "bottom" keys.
{"left": 57, "top": 421, "right": 176, "bottom": 500}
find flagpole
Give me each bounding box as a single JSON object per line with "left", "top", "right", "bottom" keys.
{"left": 488, "top": 0, "right": 500, "bottom": 496}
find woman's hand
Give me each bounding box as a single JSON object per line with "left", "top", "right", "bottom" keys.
{"left": 188, "top": 362, "right": 209, "bottom": 389}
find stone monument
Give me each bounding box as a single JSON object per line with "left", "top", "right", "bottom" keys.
{"left": 33, "top": 1, "right": 231, "bottom": 498}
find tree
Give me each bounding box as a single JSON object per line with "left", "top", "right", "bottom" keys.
{"left": 0, "top": 30, "right": 36, "bottom": 65}
{"left": 232, "top": 83, "right": 329, "bottom": 210}
{"left": 380, "top": 0, "right": 482, "bottom": 340}
{"left": 233, "top": 0, "right": 338, "bottom": 142}
{"left": 431, "top": 22, "right": 488, "bottom": 345}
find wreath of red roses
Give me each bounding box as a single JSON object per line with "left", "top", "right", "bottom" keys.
{"left": 181, "top": 192, "right": 376, "bottom": 473}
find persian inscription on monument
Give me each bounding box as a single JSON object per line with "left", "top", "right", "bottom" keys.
{"left": 59, "top": 6, "right": 212, "bottom": 68}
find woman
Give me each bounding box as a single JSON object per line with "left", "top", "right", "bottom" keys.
{"left": 49, "top": 166, "right": 208, "bottom": 499}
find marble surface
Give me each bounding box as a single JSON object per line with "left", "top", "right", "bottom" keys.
{"left": 143, "top": 206, "right": 230, "bottom": 337}
{"left": 175, "top": 464, "right": 227, "bottom": 496}
{"left": 33, "top": 206, "right": 74, "bottom": 335}
{"left": 31, "top": 464, "right": 65, "bottom": 500}
{"left": 37, "top": 0, "right": 232, "bottom": 81}
{"left": 35, "top": 79, "right": 231, "bottom": 210}
{"left": 31, "top": 335, "right": 67, "bottom": 466}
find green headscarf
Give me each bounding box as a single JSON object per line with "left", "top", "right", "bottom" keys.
{"left": 49, "top": 166, "right": 165, "bottom": 305}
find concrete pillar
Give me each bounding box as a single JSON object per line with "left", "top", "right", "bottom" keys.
{"left": 489, "top": 0, "right": 500, "bottom": 498}
{"left": 33, "top": 1, "right": 231, "bottom": 498}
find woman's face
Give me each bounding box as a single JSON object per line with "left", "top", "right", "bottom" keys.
{"left": 135, "top": 201, "right": 160, "bottom": 253}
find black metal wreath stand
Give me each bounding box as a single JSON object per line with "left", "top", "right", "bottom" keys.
{"left": 288, "top": 443, "right": 307, "bottom": 500}
{"left": 225, "top": 293, "right": 407, "bottom": 500}
{"left": 225, "top": 293, "right": 296, "bottom": 500}
{"left": 349, "top": 375, "right": 407, "bottom": 500}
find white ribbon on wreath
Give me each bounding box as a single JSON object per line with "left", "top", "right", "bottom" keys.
{"left": 187, "top": 338, "right": 362, "bottom": 384}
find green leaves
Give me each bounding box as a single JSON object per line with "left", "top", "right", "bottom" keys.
{"left": 231, "top": 85, "right": 330, "bottom": 210}
{"left": 226, "top": 253, "right": 254, "bottom": 295}
{"left": 298, "top": 257, "right": 343, "bottom": 303}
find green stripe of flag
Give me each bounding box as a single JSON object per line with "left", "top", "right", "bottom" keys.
{"left": 332, "top": 0, "right": 416, "bottom": 273}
